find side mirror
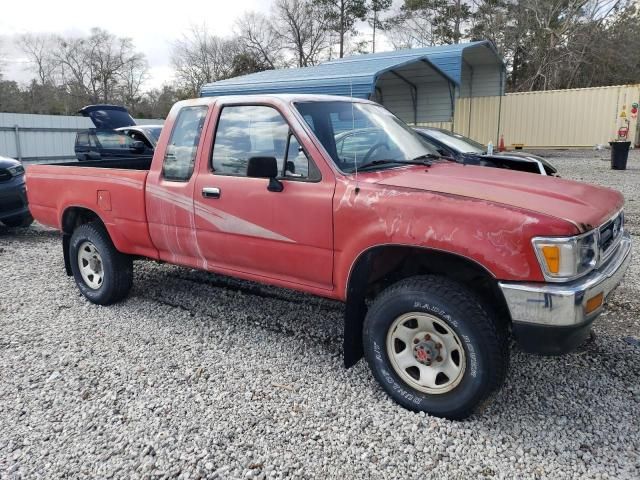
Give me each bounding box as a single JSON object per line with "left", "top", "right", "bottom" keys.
{"left": 131, "top": 140, "right": 146, "bottom": 152}
{"left": 247, "top": 156, "right": 283, "bottom": 192}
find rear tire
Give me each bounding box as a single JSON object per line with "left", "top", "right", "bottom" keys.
{"left": 363, "top": 275, "right": 508, "bottom": 420}
{"left": 69, "top": 221, "right": 133, "bottom": 305}
{"left": 2, "top": 213, "right": 33, "bottom": 227}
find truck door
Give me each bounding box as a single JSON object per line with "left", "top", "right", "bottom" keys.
{"left": 193, "top": 103, "right": 335, "bottom": 291}
{"left": 146, "top": 105, "right": 209, "bottom": 267}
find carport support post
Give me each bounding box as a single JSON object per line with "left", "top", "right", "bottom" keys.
{"left": 390, "top": 70, "right": 418, "bottom": 125}
{"left": 464, "top": 60, "right": 474, "bottom": 137}
{"left": 13, "top": 125, "right": 22, "bottom": 162}
{"left": 496, "top": 69, "right": 504, "bottom": 145}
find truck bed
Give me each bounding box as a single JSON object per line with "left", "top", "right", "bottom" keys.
{"left": 51, "top": 157, "right": 152, "bottom": 170}
{"left": 26, "top": 162, "right": 158, "bottom": 259}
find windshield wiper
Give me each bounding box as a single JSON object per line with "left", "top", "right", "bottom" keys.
{"left": 357, "top": 157, "right": 435, "bottom": 171}
{"left": 410, "top": 153, "right": 441, "bottom": 162}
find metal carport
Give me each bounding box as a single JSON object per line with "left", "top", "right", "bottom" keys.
{"left": 200, "top": 40, "right": 505, "bottom": 125}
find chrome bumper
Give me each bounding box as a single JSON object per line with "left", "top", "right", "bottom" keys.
{"left": 499, "top": 232, "right": 632, "bottom": 328}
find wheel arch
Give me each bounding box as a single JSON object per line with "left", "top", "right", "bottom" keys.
{"left": 60, "top": 206, "right": 108, "bottom": 276}
{"left": 343, "top": 244, "right": 510, "bottom": 368}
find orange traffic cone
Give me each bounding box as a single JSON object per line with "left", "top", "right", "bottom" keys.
{"left": 498, "top": 134, "right": 505, "bottom": 152}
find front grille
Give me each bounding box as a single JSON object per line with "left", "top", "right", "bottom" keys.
{"left": 599, "top": 210, "right": 624, "bottom": 261}
{"left": 0, "top": 169, "right": 12, "bottom": 182}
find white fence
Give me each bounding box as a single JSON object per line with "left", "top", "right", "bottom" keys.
{"left": 0, "top": 113, "right": 164, "bottom": 163}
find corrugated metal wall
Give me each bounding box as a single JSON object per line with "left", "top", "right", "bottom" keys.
{"left": 422, "top": 84, "right": 640, "bottom": 148}
{"left": 0, "top": 113, "right": 164, "bottom": 162}
{"left": 375, "top": 61, "right": 453, "bottom": 123}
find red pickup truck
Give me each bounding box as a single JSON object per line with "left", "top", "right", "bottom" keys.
{"left": 27, "top": 95, "right": 631, "bottom": 419}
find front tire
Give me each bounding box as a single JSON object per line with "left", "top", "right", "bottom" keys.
{"left": 69, "top": 222, "right": 133, "bottom": 305}
{"left": 363, "top": 275, "right": 508, "bottom": 420}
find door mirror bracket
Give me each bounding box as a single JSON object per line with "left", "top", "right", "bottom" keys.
{"left": 247, "top": 156, "right": 284, "bottom": 192}
{"left": 268, "top": 178, "right": 284, "bottom": 192}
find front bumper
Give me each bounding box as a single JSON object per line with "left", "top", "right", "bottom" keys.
{"left": 0, "top": 175, "right": 30, "bottom": 221}
{"left": 499, "top": 232, "right": 632, "bottom": 354}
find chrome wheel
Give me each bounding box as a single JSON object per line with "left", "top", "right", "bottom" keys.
{"left": 386, "top": 312, "right": 466, "bottom": 394}
{"left": 77, "top": 241, "right": 104, "bottom": 290}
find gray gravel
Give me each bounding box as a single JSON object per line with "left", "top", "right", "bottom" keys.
{"left": 1, "top": 150, "right": 639, "bottom": 479}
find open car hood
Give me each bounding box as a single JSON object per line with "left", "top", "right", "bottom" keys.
{"left": 489, "top": 151, "right": 558, "bottom": 174}
{"left": 78, "top": 105, "right": 136, "bottom": 129}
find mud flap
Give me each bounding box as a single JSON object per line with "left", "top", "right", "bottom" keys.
{"left": 343, "top": 250, "right": 373, "bottom": 368}
{"left": 62, "top": 234, "right": 72, "bottom": 276}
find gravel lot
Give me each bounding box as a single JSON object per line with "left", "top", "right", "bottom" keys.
{"left": 1, "top": 150, "right": 639, "bottom": 479}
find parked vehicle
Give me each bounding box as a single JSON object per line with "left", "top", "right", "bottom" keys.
{"left": 415, "top": 127, "right": 558, "bottom": 175}
{"left": 116, "top": 125, "right": 163, "bottom": 148}
{"left": 0, "top": 155, "right": 32, "bottom": 227}
{"left": 74, "top": 105, "right": 156, "bottom": 161}
{"left": 26, "top": 95, "right": 631, "bottom": 419}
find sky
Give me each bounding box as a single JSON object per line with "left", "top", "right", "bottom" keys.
{"left": 0, "top": 0, "right": 388, "bottom": 90}
{"left": 0, "top": 0, "right": 274, "bottom": 89}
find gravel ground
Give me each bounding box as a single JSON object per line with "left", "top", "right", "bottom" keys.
{"left": 1, "top": 150, "right": 639, "bottom": 479}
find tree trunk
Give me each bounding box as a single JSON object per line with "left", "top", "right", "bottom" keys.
{"left": 339, "top": 0, "right": 345, "bottom": 58}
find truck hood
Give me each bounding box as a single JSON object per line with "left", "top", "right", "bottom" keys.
{"left": 78, "top": 104, "right": 136, "bottom": 129}
{"left": 369, "top": 163, "right": 623, "bottom": 231}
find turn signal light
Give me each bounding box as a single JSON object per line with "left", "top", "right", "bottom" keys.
{"left": 585, "top": 293, "right": 604, "bottom": 314}
{"left": 541, "top": 245, "right": 560, "bottom": 274}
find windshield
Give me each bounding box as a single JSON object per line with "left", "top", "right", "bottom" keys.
{"left": 295, "top": 101, "right": 440, "bottom": 172}
{"left": 426, "top": 129, "right": 485, "bottom": 154}
{"left": 142, "top": 127, "right": 163, "bottom": 145}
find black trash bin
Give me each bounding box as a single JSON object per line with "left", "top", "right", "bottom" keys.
{"left": 609, "top": 141, "right": 631, "bottom": 170}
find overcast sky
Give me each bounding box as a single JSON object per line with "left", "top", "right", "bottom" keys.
{"left": 0, "top": 0, "right": 387, "bottom": 90}
{"left": 0, "top": 0, "right": 275, "bottom": 88}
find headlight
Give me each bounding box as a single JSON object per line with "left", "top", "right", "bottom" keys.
{"left": 7, "top": 165, "right": 25, "bottom": 176}
{"left": 533, "top": 230, "right": 599, "bottom": 281}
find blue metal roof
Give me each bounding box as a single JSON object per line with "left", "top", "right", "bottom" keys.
{"left": 200, "top": 40, "right": 501, "bottom": 99}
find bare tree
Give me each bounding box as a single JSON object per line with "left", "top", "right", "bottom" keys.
{"left": 171, "top": 25, "right": 237, "bottom": 96}
{"left": 52, "top": 35, "right": 93, "bottom": 102}
{"left": 118, "top": 54, "right": 149, "bottom": 107}
{"left": 49, "top": 28, "right": 148, "bottom": 105}
{"left": 85, "top": 29, "right": 147, "bottom": 103}
{"left": 235, "top": 12, "right": 284, "bottom": 69}
{"left": 273, "top": 0, "right": 330, "bottom": 67}
{"left": 17, "top": 34, "right": 57, "bottom": 85}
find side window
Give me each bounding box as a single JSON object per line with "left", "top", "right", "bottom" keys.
{"left": 76, "top": 132, "right": 89, "bottom": 147}
{"left": 95, "top": 131, "right": 136, "bottom": 149}
{"left": 284, "top": 135, "right": 310, "bottom": 178}
{"left": 162, "top": 106, "right": 208, "bottom": 182}
{"left": 212, "top": 105, "right": 288, "bottom": 176}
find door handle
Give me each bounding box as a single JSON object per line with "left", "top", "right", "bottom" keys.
{"left": 202, "top": 187, "right": 221, "bottom": 199}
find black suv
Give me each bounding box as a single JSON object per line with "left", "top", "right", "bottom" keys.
{"left": 74, "top": 105, "right": 159, "bottom": 161}
{"left": 0, "top": 155, "right": 32, "bottom": 227}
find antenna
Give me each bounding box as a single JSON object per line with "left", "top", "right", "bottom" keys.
{"left": 350, "top": 77, "right": 360, "bottom": 194}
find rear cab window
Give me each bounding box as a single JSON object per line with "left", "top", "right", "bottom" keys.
{"left": 162, "top": 106, "right": 208, "bottom": 182}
